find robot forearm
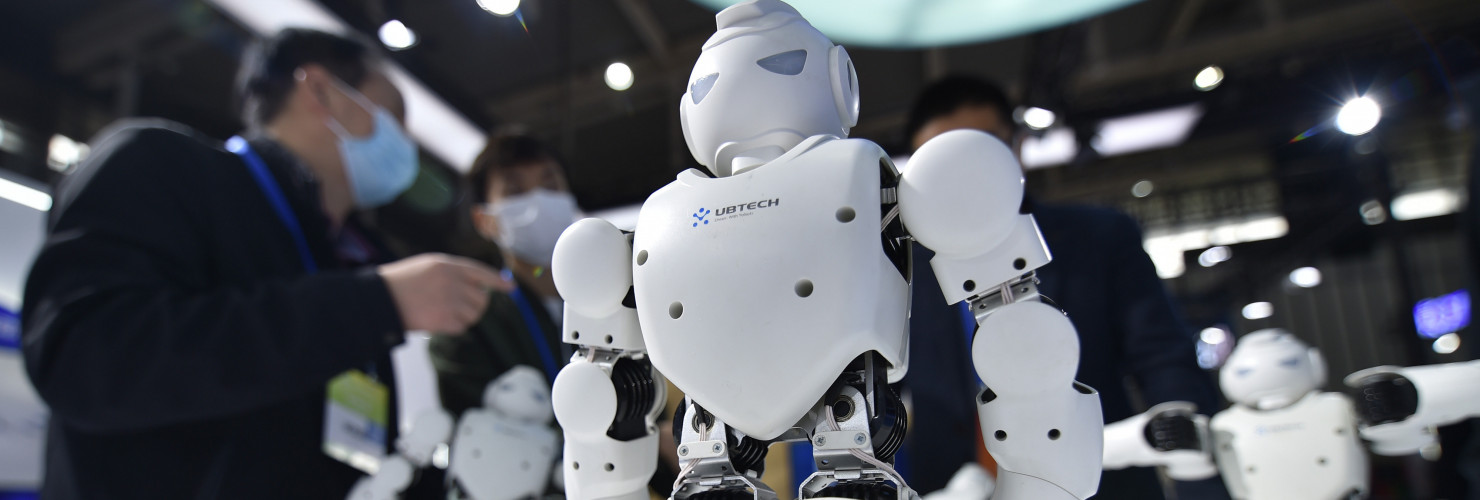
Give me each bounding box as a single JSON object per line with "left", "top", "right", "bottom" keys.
{"left": 1102, "top": 402, "right": 1218, "bottom": 481}
{"left": 1345, "top": 360, "right": 1480, "bottom": 456}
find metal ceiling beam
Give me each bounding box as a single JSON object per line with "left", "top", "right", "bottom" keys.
{"left": 615, "top": 0, "right": 673, "bottom": 67}
{"left": 1075, "top": 0, "right": 1480, "bottom": 94}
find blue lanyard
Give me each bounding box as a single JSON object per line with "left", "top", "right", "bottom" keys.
{"left": 225, "top": 137, "right": 318, "bottom": 275}
{"left": 959, "top": 302, "right": 983, "bottom": 387}
{"left": 509, "top": 285, "right": 561, "bottom": 383}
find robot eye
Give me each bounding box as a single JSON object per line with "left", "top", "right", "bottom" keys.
{"left": 1280, "top": 357, "right": 1301, "bottom": 368}
{"left": 500, "top": 383, "right": 515, "bottom": 392}
{"left": 1234, "top": 368, "right": 1253, "bottom": 378}
{"left": 756, "top": 49, "right": 807, "bottom": 76}
{"left": 690, "top": 73, "right": 719, "bottom": 104}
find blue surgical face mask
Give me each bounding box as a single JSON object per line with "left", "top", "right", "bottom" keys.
{"left": 324, "top": 79, "right": 418, "bottom": 208}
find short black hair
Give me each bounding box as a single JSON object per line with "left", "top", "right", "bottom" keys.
{"left": 904, "top": 75, "right": 1016, "bottom": 144}
{"left": 236, "top": 28, "right": 377, "bottom": 130}
{"left": 467, "top": 134, "right": 560, "bottom": 204}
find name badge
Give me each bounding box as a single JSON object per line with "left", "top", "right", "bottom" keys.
{"left": 323, "top": 370, "right": 389, "bottom": 473}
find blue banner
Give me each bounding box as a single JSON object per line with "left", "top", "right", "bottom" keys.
{"left": 0, "top": 306, "right": 17, "bottom": 351}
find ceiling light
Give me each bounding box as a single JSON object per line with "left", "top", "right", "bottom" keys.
{"left": 1091, "top": 103, "right": 1204, "bottom": 157}
{"left": 1242, "top": 302, "right": 1273, "bottom": 320}
{"left": 1195, "top": 65, "right": 1224, "bottom": 91}
{"left": 1391, "top": 188, "right": 1462, "bottom": 221}
{"left": 1336, "top": 97, "right": 1381, "bottom": 136}
{"left": 1131, "top": 179, "right": 1154, "bottom": 198}
{"left": 1289, "top": 267, "right": 1322, "bottom": 288}
{"left": 1022, "top": 107, "right": 1056, "bottom": 130}
{"left": 0, "top": 176, "right": 52, "bottom": 211}
{"left": 48, "top": 134, "right": 89, "bottom": 171}
{"left": 378, "top": 20, "right": 416, "bottom": 50}
{"left": 605, "top": 62, "right": 634, "bottom": 91}
{"left": 1200, "top": 327, "right": 1228, "bottom": 345}
{"left": 1433, "top": 333, "right": 1461, "bottom": 354}
{"left": 1359, "top": 199, "right": 1388, "bottom": 225}
{"left": 1197, "top": 246, "right": 1231, "bottom": 267}
{"left": 1019, "top": 127, "right": 1077, "bottom": 169}
{"left": 477, "top": 0, "right": 520, "bottom": 16}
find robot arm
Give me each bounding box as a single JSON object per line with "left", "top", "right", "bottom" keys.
{"left": 345, "top": 409, "right": 455, "bottom": 500}
{"left": 1344, "top": 360, "right": 1480, "bottom": 456}
{"left": 899, "top": 129, "right": 1103, "bottom": 500}
{"left": 1102, "top": 401, "right": 1218, "bottom": 481}
{"left": 550, "top": 218, "right": 667, "bottom": 500}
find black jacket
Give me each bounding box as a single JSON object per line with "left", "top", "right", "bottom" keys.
{"left": 22, "top": 120, "right": 405, "bottom": 499}
{"left": 902, "top": 203, "right": 1226, "bottom": 498}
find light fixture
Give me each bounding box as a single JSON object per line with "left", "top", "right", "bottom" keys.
{"left": 1289, "top": 267, "right": 1322, "bottom": 288}
{"left": 1091, "top": 103, "right": 1205, "bottom": 157}
{"left": 605, "top": 62, "right": 634, "bottom": 91}
{"left": 1391, "top": 188, "right": 1462, "bottom": 221}
{"left": 47, "top": 134, "right": 89, "bottom": 171}
{"left": 1336, "top": 96, "right": 1381, "bottom": 136}
{"left": 1144, "top": 215, "right": 1288, "bottom": 279}
{"left": 1432, "top": 332, "right": 1461, "bottom": 354}
{"left": 1195, "top": 65, "right": 1224, "bottom": 91}
{"left": 1022, "top": 107, "right": 1056, "bottom": 130}
{"left": 1019, "top": 127, "right": 1077, "bottom": 169}
{"left": 0, "top": 176, "right": 52, "bottom": 211}
{"left": 378, "top": 20, "right": 417, "bottom": 50}
{"left": 1131, "top": 179, "right": 1154, "bottom": 198}
{"left": 1242, "top": 302, "right": 1273, "bottom": 320}
{"left": 1197, "top": 246, "right": 1231, "bottom": 268}
{"left": 1359, "top": 199, "right": 1388, "bottom": 225}
{"left": 477, "top": 0, "right": 520, "bottom": 17}
{"left": 1200, "top": 327, "right": 1228, "bottom": 345}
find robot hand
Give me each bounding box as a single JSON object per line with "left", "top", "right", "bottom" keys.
{"left": 920, "top": 464, "right": 995, "bottom": 500}
{"left": 1103, "top": 402, "right": 1217, "bottom": 481}
{"left": 1344, "top": 360, "right": 1480, "bottom": 456}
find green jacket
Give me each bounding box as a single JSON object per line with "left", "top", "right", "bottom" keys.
{"left": 428, "top": 286, "right": 564, "bottom": 416}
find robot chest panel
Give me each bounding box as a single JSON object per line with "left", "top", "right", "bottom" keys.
{"left": 632, "top": 145, "right": 889, "bottom": 334}
{"left": 1215, "top": 397, "right": 1367, "bottom": 499}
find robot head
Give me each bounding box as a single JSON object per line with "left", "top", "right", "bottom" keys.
{"left": 1219, "top": 329, "right": 1328, "bottom": 410}
{"left": 482, "top": 365, "right": 554, "bottom": 425}
{"left": 680, "top": 0, "right": 859, "bottom": 176}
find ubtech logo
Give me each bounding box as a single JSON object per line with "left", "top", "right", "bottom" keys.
{"left": 692, "top": 208, "right": 711, "bottom": 227}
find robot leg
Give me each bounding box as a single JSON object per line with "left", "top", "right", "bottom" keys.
{"left": 796, "top": 353, "right": 914, "bottom": 500}
{"left": 670, "top": 399, "right": 780, "bottom": 500}
{"left": 553, "top": 348, "right": 667, "bottom": 500}
{"left": 968, "top": 278, "right": 1103, "bottom": 500}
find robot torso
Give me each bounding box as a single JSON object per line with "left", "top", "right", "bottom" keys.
{"left": 631, "top": 135, "right": 909, "bottom": 440}
{"left": 1211, "top": 392, "right": 1368, "bottom": 500}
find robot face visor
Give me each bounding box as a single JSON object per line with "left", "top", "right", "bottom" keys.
{"left": 686, "top": 49, "right": 806, "bottom": 106}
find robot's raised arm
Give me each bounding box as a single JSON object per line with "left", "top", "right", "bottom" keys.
{"left": 899, "top": 129, "right": 1104, "bottom": 500}
{"left": 1345, "top": 360, "right": 1480, "bottom": 456}
{"left": 1102, "top": 401, "right": 1218, "bottom": 481}
{"left": 550, "top": 218, "right": 668, "bottom": 500}
{"left": 345, "top": 409, "right": 454, "bottom": 500}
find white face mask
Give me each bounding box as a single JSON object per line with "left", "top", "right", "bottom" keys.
{"left": 484, "top": 189, "right": 581, "bottom": 266}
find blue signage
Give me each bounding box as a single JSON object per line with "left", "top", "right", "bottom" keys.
{"left": 0, "top": 306, "right": 17, "bottom": 351}
{"left": 1414, "top": 289, "right": 1470, "bottom": 339}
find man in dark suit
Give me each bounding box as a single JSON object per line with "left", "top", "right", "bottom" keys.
{"left": 900, "top": 76, "right": 1229, "bottom": 499}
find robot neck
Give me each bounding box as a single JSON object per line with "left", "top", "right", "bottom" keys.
{"left": 712, "top": 129, "right": 810, "bottom": 176}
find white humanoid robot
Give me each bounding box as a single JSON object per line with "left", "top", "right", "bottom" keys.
{"left": 1207, "top": 329, "right": 1368, "bottom": 500}
{"left": 348, "top": 366, "right": 560, "bottom": 500}
{"left": 1102, "top": 401, "right": 1219, "bottom": 483}
{"left": 1344, "top": 359, "right": 1480, "bottom": 456}
{"left": 548, "top": 1, "right": 1104, "bottom": 499}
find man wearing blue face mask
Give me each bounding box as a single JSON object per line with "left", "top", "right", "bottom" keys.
{"left": 20, "top": 29, "right": 509, "bottom": 499}
{"left": 429, "top": 134, "right": 579, "bottom": 418}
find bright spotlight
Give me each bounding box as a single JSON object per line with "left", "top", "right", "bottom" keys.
{"left": 1023, "top": 107, "right": 1056, "bottom": 130}
{"left": 1336, "top": 97, "right": 1381, "bottom": 136}
{"left": 1433, "top": 332, "right": 1461, "bottom": 354}
{"left": 1131, "top": 179, "right": 1154, "bottom": 198}
{"left": 1197, "top": 246, "right": 1231, "bottom": 268}
{"left": 1289, "top": 267, "right": 1322, "bottom": 288}
{"left": 378, "top": 20, "right": 416, "bottom": 50}
{"left": 1242, "top": 302, "right": 1273, "bottom": 320}
{"left": 1200, "top": 327, "right": 1228, "bottom": 345}
{"left": 477, "top": 0, "right": 520, "bottom": 16}
{"left": 605, "top": 62, "right": 634, "bottom": 91}
{"left": 1195, "top": 65, "right": 1224, "bottom": 91}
